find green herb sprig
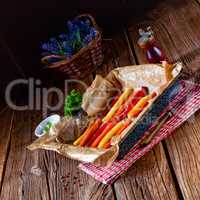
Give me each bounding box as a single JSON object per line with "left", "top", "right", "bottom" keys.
{"left": 64, "top": 90, "right": 82, "bottom": 116}
{"left": 43, "top": 122, "right": 53, "bottom": 134}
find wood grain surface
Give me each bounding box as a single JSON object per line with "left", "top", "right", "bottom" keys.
{"left": 114, "top": 147, "right": 179, "bottom": 200}
{"left": 128, "top": 0, "right": 200, "bottom": 81}
{"left": 127, "top": 0, "right": 200, "bottom": 199}
{"left": 0, "top": 110, "right": 115, "bottom": 200}
{"left": 165, "top": 113, "right": 200, "bottom": 200}
{"left": 0, "top": 106, "right": 14, "bottom": 191}
{"left": 1, "top": 0, "right": 200, "bottom": 199}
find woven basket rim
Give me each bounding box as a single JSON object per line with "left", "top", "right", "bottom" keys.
{"left": 42, "top": 14, "right": 102, "bottom": 69}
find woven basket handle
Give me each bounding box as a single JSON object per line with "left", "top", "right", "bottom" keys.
{"left": 76, "top": 14, "right": 100, "bottom": 32}
{"left": 41, "top": 54, "right": 67, "bottom": 68}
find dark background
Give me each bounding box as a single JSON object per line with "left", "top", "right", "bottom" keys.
{"left": 0, "top": 0, "right": 156, "bottom": 94}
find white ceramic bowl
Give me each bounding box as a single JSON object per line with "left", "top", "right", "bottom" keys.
{"left": 35, "top": 114, "right": 61, "bottom": 137}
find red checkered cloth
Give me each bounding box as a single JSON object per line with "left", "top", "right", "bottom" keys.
{"left": 79, "top": 80, "right": 200, "bottom": 184}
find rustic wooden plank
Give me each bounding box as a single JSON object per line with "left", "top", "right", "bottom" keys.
{"left": 0, "top": 106, "right": 14, "bottom": 191}
{"left": 0, "top": 111, "right": 51, "bottom": 200}
{"left": 35, "top": 152, "right": 115, "bottom": 200}
{"left": 128, "top": 0, "right": 200, "bottom": 81}
{"left": 96, "top": 32, "right": 136, "bottom": 76}
{"left": 127, "top": 0, "right": 200, "bottom": 199}
{"left": 114, "top": 147, "right": 179, "bottom": 200}
{"left": 100, "top": 32, "right": 179, "bottom": 200}
{"left": 165, "top": 112, "right": 200, "bottom": 199}
{"left": 0, "top": 110, "right": 115, "bottom": 200}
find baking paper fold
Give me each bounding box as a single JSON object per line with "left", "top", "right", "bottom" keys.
{"left": 28, "top": 63, "right": 182, "bottom": 166}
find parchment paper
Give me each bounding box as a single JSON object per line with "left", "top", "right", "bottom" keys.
{"left": 28, "top": 63, "right": 182, "bottom": 166}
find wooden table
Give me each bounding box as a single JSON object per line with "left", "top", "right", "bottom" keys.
{"left": 1, "top": 0, "right": 200, "bottom": 199}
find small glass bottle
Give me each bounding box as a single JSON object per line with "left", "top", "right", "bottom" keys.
{"left": 138, "top": 27, "right": 166, "bottom": 63}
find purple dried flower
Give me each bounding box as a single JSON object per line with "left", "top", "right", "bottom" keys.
{"left": 41, "top": 17, "right": 98, "bottom": 58}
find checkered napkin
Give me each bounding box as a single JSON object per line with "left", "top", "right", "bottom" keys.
{"left": 79, "top": 80, "right": 200, "bottom": 184}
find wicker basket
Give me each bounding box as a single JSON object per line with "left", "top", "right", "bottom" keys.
{"left": 41, "top": 14, "right": 103, "bottom": 79}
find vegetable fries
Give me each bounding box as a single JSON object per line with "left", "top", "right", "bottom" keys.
{"left": 73, "top": 87, "right": 157, "bottom": 149}
{"left": 98, "top": 121, "right": 124, "bottom": 148}
{"left": 102, "top": 88, "right": 133, "bottom": 123}
{"left": 104, "top": 119, "right": 131, "bottom": 149}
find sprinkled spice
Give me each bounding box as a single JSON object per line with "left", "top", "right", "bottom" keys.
{"left": 60, "top": 171, "right": 83, "bottom": 194}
